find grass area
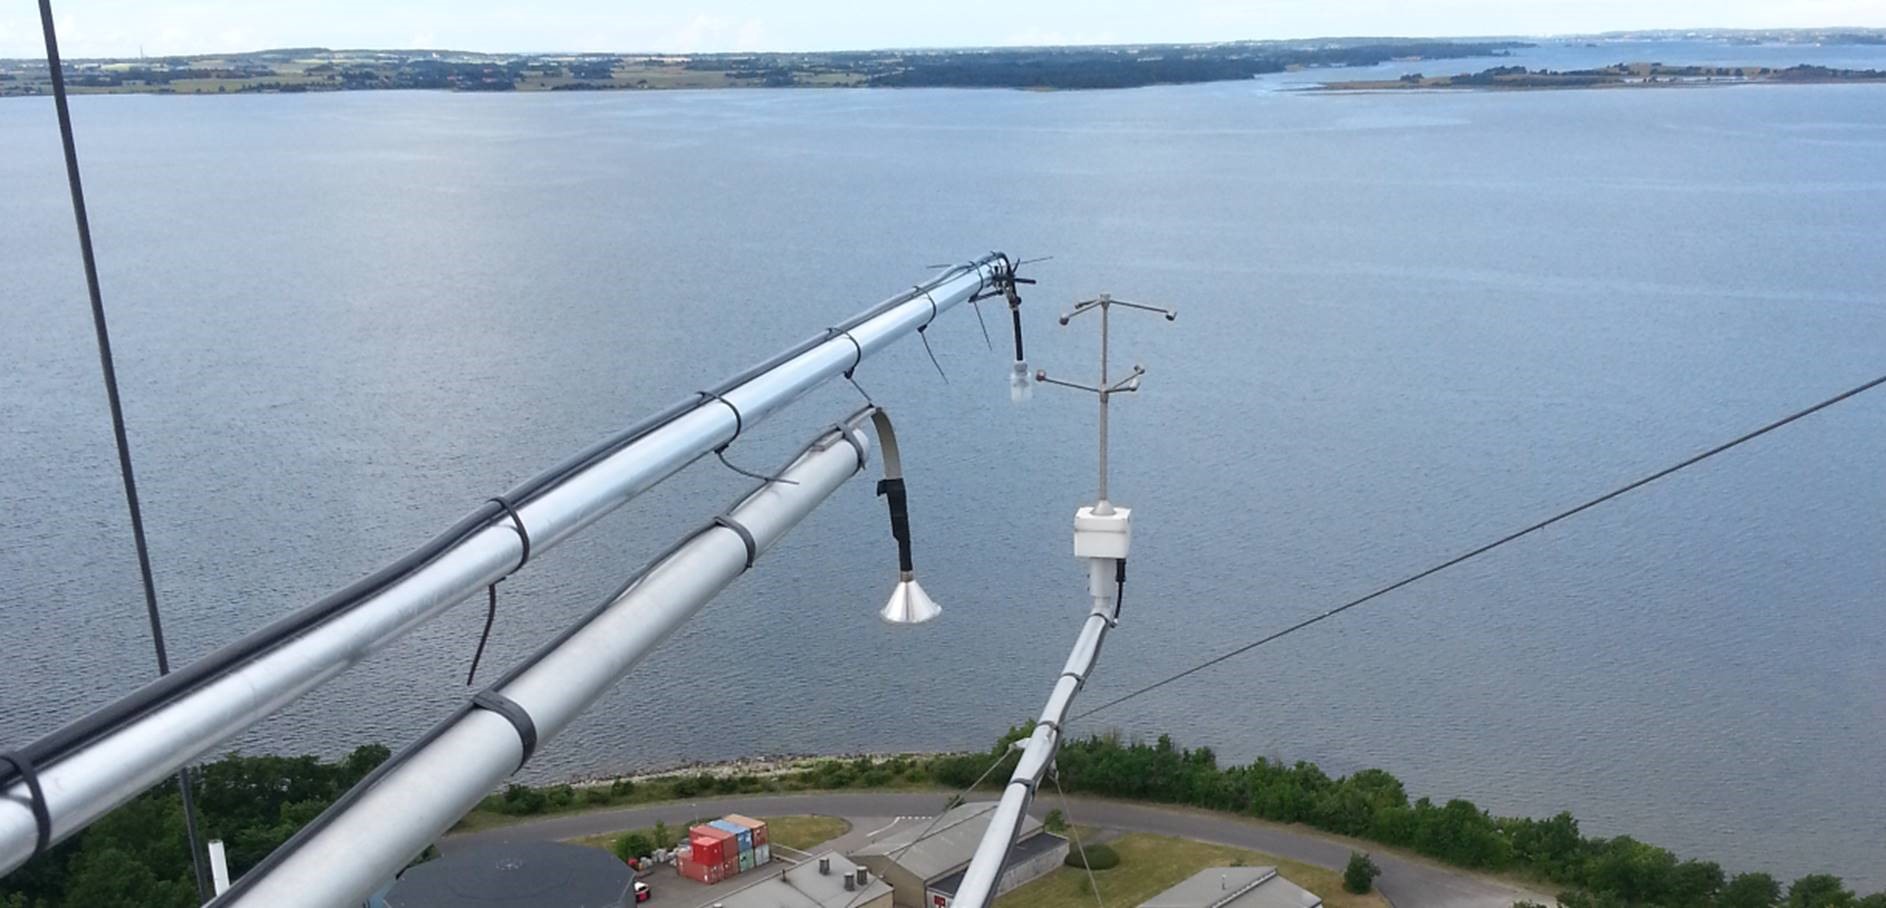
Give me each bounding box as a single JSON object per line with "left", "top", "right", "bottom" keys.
{"left": 564, "top": 815, "right": 848, "bottom": 857}
{"left": 995, "top": 832, "right": 1390, "bottom": 908}
{"left": 758, "top": 815, "right": 850, "bottom": 851}
{"left": 450, "top": 758, "right": 945, "bottom": 834}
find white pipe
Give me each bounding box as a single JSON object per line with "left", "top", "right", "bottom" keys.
{"left": 210, "top": 423, "right": 871, "bottom": 907}
{"left": 950, "top": 560, "right": 1118, "bottom": 908}
{"left": 0, "top": 258, "right": 1001, "bottom": 877}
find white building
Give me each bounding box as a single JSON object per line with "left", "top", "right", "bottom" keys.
{"left": 851, "top": 802, "right": 1068, "bottom": 907}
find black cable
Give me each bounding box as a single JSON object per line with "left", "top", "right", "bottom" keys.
{"left": 0, "top": 254, "right": 1001, "bottom": 793}
{"left": 35, "top": 1, "right": 208, "bottom": 895}
{"left": 1075, "top": 370, "right": 1886, "bottom": 722}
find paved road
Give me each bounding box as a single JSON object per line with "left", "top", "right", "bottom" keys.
{"left": 448, "top": 791, "right": 1551, "bottom": 908}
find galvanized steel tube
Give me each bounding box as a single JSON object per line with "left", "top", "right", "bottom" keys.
{"left": 211, "top": 422, "right": 870, "bottom": 907}
{"left": 949, "top": 560, "right": 1118, "bottom": 908}
{"left": 0, "top": 257, "right": 1001, "bottom": 876}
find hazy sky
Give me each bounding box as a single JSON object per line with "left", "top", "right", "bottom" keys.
{"left": 5, "top": 1, "right": 1885, "bottom": 59}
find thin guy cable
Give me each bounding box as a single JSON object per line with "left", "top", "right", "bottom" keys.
{"left": 36, "top": 0, "right": 209, "bottom": 897}
{"left": 1075, "top": 369, "right": 1886, "bottom": 722}
{"left": 1052, "top": 765, "right": 1106, "bottom": 908}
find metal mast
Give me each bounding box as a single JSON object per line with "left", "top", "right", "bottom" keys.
{"left": 950, "top": 293, "right": 1175, "bottom": 908}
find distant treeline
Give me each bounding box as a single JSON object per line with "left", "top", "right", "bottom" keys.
{"left": 6, "top": 728, "right": 1878, "bottom": 908}
{"left": 867, "top": 42, "right": 1523, "bottom": 89}
{"left": 930, "top": 727, "right": 1885, "bottom": 908}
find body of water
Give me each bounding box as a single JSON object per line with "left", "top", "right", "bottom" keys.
{"left": 3, "top": 39, "right": 1883, "bottom": 889}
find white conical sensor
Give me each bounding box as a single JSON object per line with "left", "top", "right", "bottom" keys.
{"left": 880, "top": 576, "right": 941, "bottom": 624}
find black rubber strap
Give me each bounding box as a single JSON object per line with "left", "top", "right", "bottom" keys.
{"left": 713, "top": 515, "right": 758, "bottom": 570}
{"left": 915, "top": 287, "right": 939, "bottom": 329}
{"left": 698, "top": 391, "right": 743, "bottom": 447}
{"left": 470, "top": 691, "right": 537, "bottom": 771}
{"left": 0, "top": 750, "right": 52, "bottom": 856}
{"left": 487, "top": 496, "right": 530, "bottom": 572}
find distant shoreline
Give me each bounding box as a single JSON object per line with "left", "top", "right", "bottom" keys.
{"left": 0, "top": 40, "right": 1528, "bottom": 96}
{"left": 1313, "top": 61, "right": 1886, "bottom": 92}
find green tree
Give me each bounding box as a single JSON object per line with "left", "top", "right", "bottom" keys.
{"left": 614, "top": 832, "right": 656, "bottom": 863}
{"left": 1043, "top": 809, "right": 1067, "bottom": 833}
{"left": 1722, "top": 873, "right": 1783, "bottom": 908}
{"left": 1854, "top": 894, "right": 1886, "bottom": 908}
{"left": 653, "top": 820, "right": 674, "bottom": 848}
{"left": 1789, "top": 875, "right": 1856, "bottom": 908}
{"left": 1344, "top": 851, "right": 1382, "bottom": 894}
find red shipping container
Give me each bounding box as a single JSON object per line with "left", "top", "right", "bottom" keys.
{"left": 689, "top": 826, "right": 734, "bottom": 867}
{"left": 721, "top": 849, "right": 740, "bottom": 876}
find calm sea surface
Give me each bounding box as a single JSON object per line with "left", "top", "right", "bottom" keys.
{"left": 3, "top": 41, "right": 1883, "bottom": 889}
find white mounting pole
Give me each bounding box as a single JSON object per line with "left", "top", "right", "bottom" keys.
{"left": 952, "top": 294, "right": 1173, "bottom": 908}
{"left": 207, "top": 839, "right": 230, "bottom": 896}
{"left": 0, "top": 257, "right": 1005, "bottom": 876}
{"left": 210, "top": 421, "right": 872, "bottom": 908}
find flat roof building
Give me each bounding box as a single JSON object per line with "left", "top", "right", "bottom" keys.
{"left": 1140, "top": 866, "right": 1325, "bottom": 908}
{"left": 694, "top": 851, "right": 891, "bottom": 908}
{"left": 851, "top": 802, "right": 1067, "bottom": 907}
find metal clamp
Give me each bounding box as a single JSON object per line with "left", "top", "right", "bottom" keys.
{"left": 712, "top": 515, "right": 758, "bottom": 570}
{"left": 0, "top": 750, "right": 51, "bottom": 857}
{"left": 470, "top": 691, "right": 538, "bottom": 772}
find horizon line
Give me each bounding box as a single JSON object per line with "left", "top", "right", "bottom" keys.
{"left": 5, "top": 24, "right": 1884, "bottom": 64}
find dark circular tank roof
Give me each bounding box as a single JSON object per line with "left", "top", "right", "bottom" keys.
{"left": 387, "top": 840, "right": 632, "bottom": 908}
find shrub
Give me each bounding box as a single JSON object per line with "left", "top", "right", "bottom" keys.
{"left": 584, "top": 788, "right": 611, "bottom": 805}
{"left": 1044, "top": 809, "right": 1067, "bottom": 833}
{"left": 1065, "top": 843, "right": 1120, "bottom": 870}
{"left": 498, "top": 783, "right": 547, "bottom": 815}
{"left": 1344, "top": 851, "right": 1381, "bottom": 894}
{"left": 614, "top": 831, "right": 656, "bottom": 863}
{"left": 610, "top": 778, "right": 637, "bottom": 798}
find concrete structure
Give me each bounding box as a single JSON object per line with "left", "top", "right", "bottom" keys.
{"left": 851, "top": 802, "right": 1068, "bottom": 907}
{"left": 1140, "top": 867, "right": 1324, "bottom": 908}
{"left": 385, "top": 840, "right": 634, "bottom": 907}
{"left": 695, "top": 851, "right": 891, "bottom": 908}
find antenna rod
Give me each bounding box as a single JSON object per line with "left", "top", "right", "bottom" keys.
{"left": 0, "top": 257, "right": 1006, "bottom": 876}
{"left": 954, "top": 292, "right": 1172, "bottom": 908}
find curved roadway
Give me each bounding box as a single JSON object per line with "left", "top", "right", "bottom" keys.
{"left": 447, "top": 791, "right": 1551, "bottom": 908}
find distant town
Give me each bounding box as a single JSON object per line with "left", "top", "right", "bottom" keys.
{"left": 1, "top": 39, "right": 1534, "bottom": 96}
{"left": 1318, "top": 61, "right": 1886, "bottom": 91}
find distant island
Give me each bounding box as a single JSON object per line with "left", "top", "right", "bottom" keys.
{"left": 0, "top": 40, "right": 1527, "bottom": 96}
{"left": 1316, "top": 62, "right": 1886, "bottom": 91}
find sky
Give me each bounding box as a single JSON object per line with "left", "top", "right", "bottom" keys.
{"left": 3, "top": 0, "right": 1885, "bottom": 59}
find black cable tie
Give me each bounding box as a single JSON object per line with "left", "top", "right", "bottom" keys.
{"left": 835, "top": 329, "right": 864, "bottom": 378}
{"left": 466, "top": 497, "right": 532, "bottom": 686}
{"left": 0, "top": 750, "right": 51, "bottom": 857}
{"left": 712, "top": 515, "right": 758, "bottom": 570}
{"left": 470, "top": 691, "right": 538, "bottom": 772}
{"left": 915, "top": 286, "right": 939, "bottom": 329}
{"left": 487, "top": 496, "right": 531, "bottom": 573}
{"left": 697, "top": 390, "right": 743, "bottom": 444}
